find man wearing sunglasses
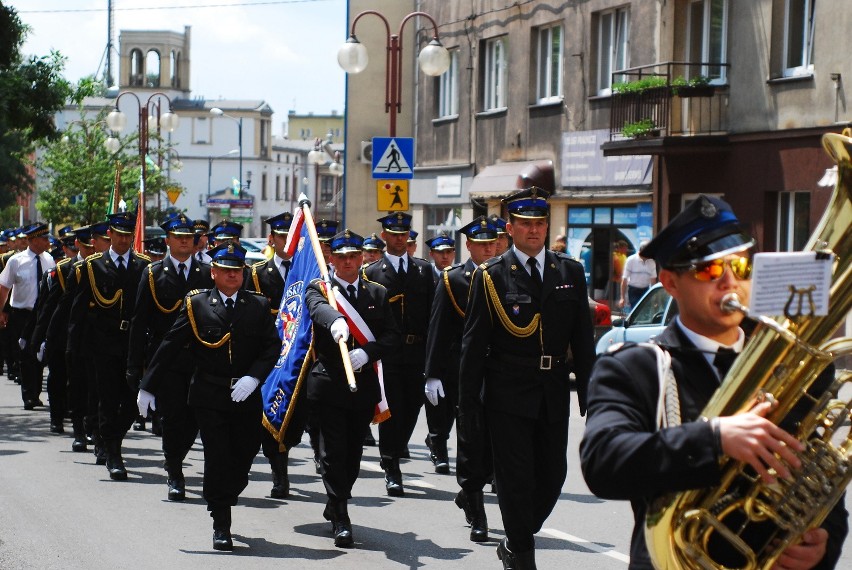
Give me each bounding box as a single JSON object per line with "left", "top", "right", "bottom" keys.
{"left": 580, "top": 195, "right": 846, "bottom": 569}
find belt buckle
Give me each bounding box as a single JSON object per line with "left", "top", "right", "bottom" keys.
{"left": 119, "top": 320, "right": 130, "bottom": 331}
{"left": 405, "top": 334, "right": 415, "bottom": 344}
{"left": 539, "top": 355, "right": 552, "bottom": 370}
{"left": 229, "top": 378, "right": 240, "bottom": 389}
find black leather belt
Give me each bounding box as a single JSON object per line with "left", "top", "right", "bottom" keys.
{"left": 404, "top": 334, "right": 424, "bottom": 345}
{"left": 490, "top": 352, "right": 568, "bottom": 370}
{"left": 197, "top": 371, "right": 239, "bottom": 388}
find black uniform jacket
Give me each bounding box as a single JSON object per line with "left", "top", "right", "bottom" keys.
{"left": 67, "top": 251, "right": 150, "bottom": 356}
{"left": 30, "top": 256, "right": 76, "bottom": 356}
{"left": 247, "top": 257, "right": 288, "bottom": 314}
{"left": 580, "top": 322, "right": 848, "bottom": 569}
{"left": 459, "top": 249, "right": 595, "bottom": 421}
{"left": 424, "top": 260, "right": 475, "bottom": 381}
{"left": 140, "top": 288, "right": 279, "bottom": 412}
{"left": 305, "top": 279, "right": 399, "bottom": 410}
{"left": 361, "top": 253, "right": 434, "bottom": 369}
{"left": 128, "top": 257, "right": 213, "bottom": 379}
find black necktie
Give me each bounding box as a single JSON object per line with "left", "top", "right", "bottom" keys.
{"left": 225, "top": 297, "right": 235, "bottom": 320}
{"left": 177, "top": 262, "right": 187, "bottom": 284}
{"left": 527, "top": 258, "right": 543, "bottom": 289}
{"left": 346, "top": 283, "right": 357, "bottom": 304}
{"left": 34, "top": 255, "right": 43, "bottom": 307}
{"left": 714, "top": 347, "right": 737, "bottom": 378}
{"left": 197, "top": 252, "right": 204, "bottom": 263}
{"left": 116, "top": 255, "right": 125, "bottom": 274}
{"left": 279, "top": 261, "right": 288, "bottom": 280}
{"left": 397, "top": 257, "right": 406, "bottom": 278}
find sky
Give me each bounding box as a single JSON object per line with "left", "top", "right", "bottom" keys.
{"left": 11, "top": 0, "right": 348, "bottom": 137}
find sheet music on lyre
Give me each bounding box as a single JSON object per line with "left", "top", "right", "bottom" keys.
{"left": 750, "top": 252, "right": 833, "bottom": 317}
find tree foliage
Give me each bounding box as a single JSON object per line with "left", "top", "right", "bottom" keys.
{"left": 0, "top": 3, "right": 75, "bottom": 209}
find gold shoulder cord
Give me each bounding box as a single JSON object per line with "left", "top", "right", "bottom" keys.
{"left": 87, "top": 260, "right": 122, "bottom": 308}
{"left": 364, "top": 270, "right": 406, "bottom": 317}
{"left": 443, "top": 270, "right": 465, "bottom": 318}
{"left": 251, "top": 264, "right": 262, "bottom": 294}
{"left": 147, "top": 265, "right": 182, "bottom": 313}
{"left": 56, "top": 259, "right": 70, "bottom": 292}
{"left": 185, "top": 295, "right": 232, "bottom": 362}
{"left": 482, "top": 269, "right": 539, "bottom": 337}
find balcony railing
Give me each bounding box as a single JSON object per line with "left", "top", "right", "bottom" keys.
{"left": 608, "top": 61, "right": 730, "bottom": 141}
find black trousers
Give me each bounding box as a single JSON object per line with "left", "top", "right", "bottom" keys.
{"left": 94, "top": 349, "right": 136, "bottom": 444}
{"left": 378, "top": 362, "right": 424, "bottom": 460}
{"left": 194, "top": 406, "right": 261, "bottom": 512}
{"left": 156, "top": 365, "right": 199, "bottom": 475}
{"left": 487, "top": 405, "right": 569, "bottom": 553}
{"left": 424, "top": 374, "right": 458, "bottom": 444}
{"left": 314, "top": 400, "right": 373, "bottom": 502}
{"left": 45, "top": 343, "right": 67, "bottom": 423}
{"left": 8, "top": 308, "right": 41, "bottom": 403}
{"left": 456, "top": 411, "right": 493, "bottom": 492}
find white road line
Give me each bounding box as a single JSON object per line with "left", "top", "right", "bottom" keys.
{"left": 360, "top": 461, "right": 383, "bottom": 472}
{"left": 541, "top": 528, "right": 630, "bottom": 564}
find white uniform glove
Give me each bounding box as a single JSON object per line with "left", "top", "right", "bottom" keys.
{"left": 137, "top": 389, "right": 157, "bottom": 417}
{"left": 330, "top": 318, "right": 349, "bottom": 342}
{"left": 37, "top": 342, "right": 46, "bottom": 363}
{"left": 18, "top": 338, "right": 26, "bottom": 350}
{"left": 348, "top": 348, "right": 369, "bottom": 370}
{"left": 425, "top": 378, "right": 445, "bottom": 407}
{"left": 231, "top": 376, "right": 260, "bottom": 402}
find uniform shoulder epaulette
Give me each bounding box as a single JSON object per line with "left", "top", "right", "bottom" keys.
{"left": 480, "top": 254, "right": 503, "bottom": 270}
{"left": 366, "top": 279, "right": 387, "bottom": 291}
{"left": 56, "top": 257, "right": 73, "bottom": 268}
{"left": 412, "top": 255, "right": 429, "bottom": 263}
{"left": 251, "top": 259, "right": 267, "bottom": 268}
{"left": 248, "top": 290, "right": 267, "bottom": 299}
{"left": 553, "top": 250, "right": 582, "bottom": 264}
{"left": 135, "top": 252, "right": 151, "bottom": 262}
{"left": 445, "top": 262, "right": 465, "bottom": 274}
{"left": 186, "top": 288, "right": 207, "bottom": 298}
{"left": 88, "top": 252, "right": 104, "bottom": 261}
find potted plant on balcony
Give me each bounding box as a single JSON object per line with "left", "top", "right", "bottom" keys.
{"left": 612, "top": 76, "right": 668, "bottom": 96}
{"left": 671, "top": 75, "right": 716, "bottom": 98}
{"left": 621, "top": 118, "right": 660, "bottom": 139}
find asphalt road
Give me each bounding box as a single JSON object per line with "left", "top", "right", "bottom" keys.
{"left": 0, "top": 373, "right": 848, "bottom": 569}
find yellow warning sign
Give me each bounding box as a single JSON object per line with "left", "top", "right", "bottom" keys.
{"left": 166, "top": 186, "right": 182, "bottom": 205}
{"left": 376, "top": 180, "right": 409, "bottom": 211}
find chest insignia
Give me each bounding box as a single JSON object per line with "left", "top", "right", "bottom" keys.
{"left": 512, "top": 304, "right": 520, "bottom": 315}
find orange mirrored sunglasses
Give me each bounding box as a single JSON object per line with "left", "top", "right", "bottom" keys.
{"left": 689, "top": 255, "right": 753, "bottom": 282}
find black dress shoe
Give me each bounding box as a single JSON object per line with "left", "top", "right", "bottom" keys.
{"left": 49, "top": 422, "right": 65, "bottom": 434}
{"left": 23, "top": 401, "right": 34, "bottom": 411}
{"left": 167, "top": 477, "right": 186, "bottom": 501}
{"left": 133, "top": 418, "right": 146, "bottom": 431}
{"left": 213, "top": 528, "right": 233, "bottom": 551}
{"left": 313, "top": 454, "right": 322, "bottom": 475}
{"left": 94, "top": 445, "right": 107, "bottom": 465}
{"left": 385, "top": 473, "right": 404, "bottom": 497}
{"left": 71, "top": 438, "right": 88, "bottom": 452}
{"left": 271, "top": 471, "right": 289, "bottom": 499}
{"left": 106, "top": 453, "right": 128, "bottom": 481}
{"left": 497, "top": 538, "right": 517, "bottom": 570}
{"left": 333, "top": 521, "right": 354, "bottom": 548}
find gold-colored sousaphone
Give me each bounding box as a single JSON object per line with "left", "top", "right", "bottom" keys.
{"left": 645, "top": 130, "right": 852, "bottom": 569}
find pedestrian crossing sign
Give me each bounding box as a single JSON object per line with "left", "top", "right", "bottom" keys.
{"left": 372, "top": 137, "right": 414, "bottom": 180}
{"left": 376, "top": 180, "right": 409, "bottom": 211}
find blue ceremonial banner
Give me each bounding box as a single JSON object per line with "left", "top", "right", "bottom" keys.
{"left": 261, "top": 207, "right": 320, "bottom": 449}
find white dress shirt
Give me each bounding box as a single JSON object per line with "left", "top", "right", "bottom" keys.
{"left": 385, "top": 252, "right": 408, "bottom": 274}
{"left": 511, "top": 246, "right": 546, "bottom": 279}
{"left": 0, "top": 248, "right": 56, "bottom": 309}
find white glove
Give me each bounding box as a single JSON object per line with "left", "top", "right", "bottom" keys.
{"left": 18, "top": 338, "right": 25, "bottom": 350}
{"left": 137, "top": 389, "right": 157, "bottom": 417}
{"left": 425, "top": 378, "right": 445, "bottom": 407}
{"left": 348, "top": 348, "right": 369, "bottom": 370}
{"left": 231, "top": 376, "right": 260, "bottom": 402}
{"left": 330, "top": 318, "right": 349, "bottom": 342}
{"left": 36, "top": 342, "right": 46, "bottom": 363}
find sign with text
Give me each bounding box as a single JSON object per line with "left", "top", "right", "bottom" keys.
{"left": 561, "top": 129, "right": 652, "bottom": 187}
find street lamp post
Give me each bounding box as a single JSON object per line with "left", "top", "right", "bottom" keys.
{"left": 105, "top": 91, "right": 179, "bottom": 243}
{"left": 206, "top": 148, "right": 240, "bottom": 212}
{"left": 210, "top": 108, "right": 243, "bottom": 192}
{"left": 337, "top": 10, "right": 450, "bottom": 136}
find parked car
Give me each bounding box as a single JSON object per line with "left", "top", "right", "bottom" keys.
{"left": 595, "top": 283, "right": 678, "bottom": 355}
{"left": 589, "top": 297, "right": 612, "bottom": 343}
{"left": 239, "top": 238, "right": 268, "bottom": 265}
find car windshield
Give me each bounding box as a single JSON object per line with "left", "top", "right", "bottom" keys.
{"left": 627, "top": 286, "right": 671, "bottom": 326}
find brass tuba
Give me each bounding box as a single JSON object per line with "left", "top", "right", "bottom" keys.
{"left": 645, "top": 130, "right": 852, "bottom": 570}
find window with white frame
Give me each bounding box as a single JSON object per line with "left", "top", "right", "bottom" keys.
{"left": 783, "top": 0, "right": 815, "bottom": 77}
{"left": 438, "top": 49, "right": 459, "bottom": 118}
{"left": 192, "top": 117, "right": 210, "bottom": 144}
{"left": 596, "top": 8, "right": 630, "bottom": 95}
{"left": 778, "top": 191, "right": 811, "bottom": 251}
{"left": 483, "top": 37, "right": 507, "bottom": 111}
{"left": 687, "top": 0, "right": 728, "bottom": 82}
{"left": 536, "top": 23, "right": 563, "bottom": 103}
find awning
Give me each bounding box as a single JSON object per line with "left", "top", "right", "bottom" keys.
{"left": 469, "top": 160, "right": 549, "bottom": 197}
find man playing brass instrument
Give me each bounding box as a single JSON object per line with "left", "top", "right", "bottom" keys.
{"left": 580, "top": 195, "right": 847, "bottom": 570}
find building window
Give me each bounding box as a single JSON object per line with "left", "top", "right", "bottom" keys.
{"left": 192, "top": 117, "right": 210, "bottom": 144}
{"left": 261, "top": 173, "right": 268, "bottom": 201}
{"left": 319, "top": 175, "right": 334, "bottom": 203}
{"left": 275, "top": 175, "right": 281, "bottom": 201}
{"left": 260, "top": 120, "right": 269, "bottom": 158}
{"left": 687, "top": 0, "right": 728, "bottom": 82}
{"left": 129, "top": 49, "right": 144, "bottom": 87}
{"left": 145, "top": 50, "right": 161, "bottom": 88}
{"left": 783, "top": 0, "right": 815, "bottom": 77}
{"left": 284, "top": 174, "right": 291, "bottom": 201}
{"left": 424, "top": 206, "right": 462, "bottom": 263}
{"left": 535, "top": 24, "right": 563, "bottom": 103}
{"left": 596, "top": 8, "right": 630, "bottom": 95}
{"left": 483, "top": 36, "right": 507, "bottom": 111}
{"left": 438, "top": 49, "right": 459, "bottom": 117}
{"left": 778, "top": 191, "right": 810, "bottom": 250}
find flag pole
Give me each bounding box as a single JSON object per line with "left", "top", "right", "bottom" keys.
{"left": 134, "top": 173, "right": 145, "bottom": 252}
{"left": 297, "top": 194, "right": 357, "bottom": 392}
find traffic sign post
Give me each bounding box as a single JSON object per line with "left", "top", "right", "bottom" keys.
{"left": 372, "top": 137, "right": 414, "bottom": 180}
{"left": 376, "top": 180, "right": 409, "bottom": 211}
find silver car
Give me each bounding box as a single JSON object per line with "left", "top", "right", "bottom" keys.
{"left": 595, "top": 284, "right": 678, "bottom": 355}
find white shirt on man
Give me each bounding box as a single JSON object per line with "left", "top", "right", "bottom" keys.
{"left": 623, "top": 252, "right": 657, "bottom": 289}
{"left": 0, "top": 248, "right": 56, "bottom": 309}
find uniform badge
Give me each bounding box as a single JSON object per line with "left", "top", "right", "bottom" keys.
{"left": 512, "top": 304, "right": 520, "bottom": 315}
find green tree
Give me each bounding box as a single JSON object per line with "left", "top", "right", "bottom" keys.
{"left": 0, "top": 3, "right": 75, "bottom": 209}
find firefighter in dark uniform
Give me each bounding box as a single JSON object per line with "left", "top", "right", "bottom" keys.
{"left": 31, "top": 227, "right": 95, "bottom": 451}
{"left": 315, "top": 219, "right": 339, "bottom": 267}
{"left": 459, "top": 188, "right": 596, "bottom": 569}
{"left": 425, "top": 232, "right": 455, "bottom": 285}
{"left": 193, "top": 219, "right": 211, "bottom": 264}
{"left": 361, "top": 211, "right": 435, "bottom": 496}
{"left": 304, "top": 230, "right": 400, "bottom": 547}
{"left": 362, "top": 233, "right": 385, "bottom": 266}
{"left": 489, "top": 214, "right": 511, "bottom": 255}
{"left": 247, "top": 211, "right": 300, "bottom": 499}
{"left": 129, "top": 214, "right": 213, "bottom": 500}
{"left": 407, "top": 229, "right": 418, "bottom": 257}
{"left": 138, "top": 242, "right": 280, "bottom": 552}
{"left": 425, "top": 216, "right": 498, "bottom": 542}
{"left": 67, "top": 212, "right": 150, "bottom": 481}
